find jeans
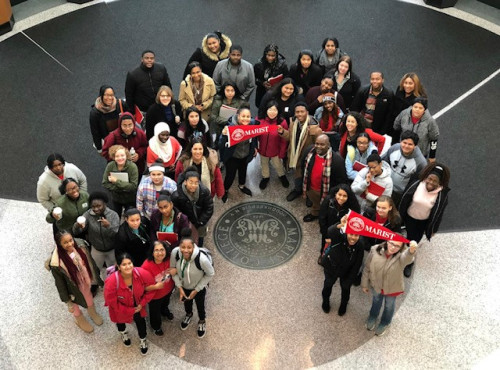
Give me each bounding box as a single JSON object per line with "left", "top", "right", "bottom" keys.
{"left": 368, "top": 288, "right": 396, "bottom": 327}
{"left": 183, "top": 288, "right": 207, "bottom": 320}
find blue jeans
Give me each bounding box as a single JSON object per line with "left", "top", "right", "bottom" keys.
{"left": 369, "top": 288, "right": 396, "bottom": 326}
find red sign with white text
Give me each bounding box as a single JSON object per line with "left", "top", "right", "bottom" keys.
{"left": 345, "top": 210, "right": 410, "bottom": 243}
{"left": 227, "top": 124, "right": 278, "bottom": 147}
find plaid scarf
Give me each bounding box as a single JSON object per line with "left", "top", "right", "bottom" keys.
{"left": 303, "top": 148, "right": 332, "bottom": 200}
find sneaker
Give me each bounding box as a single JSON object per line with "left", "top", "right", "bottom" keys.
{"left": 322, "top": 300, "right": 330, "bottom": 314}
{"left": 375, "top": 324, "right": 390, "bottom": 336}
{"left": 239, "top": 186, "right": 252, "bottom": 196}
{"left": 366, "top": 317, "right": 377, "bottom": 331}
{"left": 286, "top": 190, "right": 301, "bottom": 202}
{"left": 120, "top": 331, "right": 131, "bottom": 346}
{"left": 180, "top": 313, "right": 193, "bottom": 330}
{"left": 197, "top": 321, "right": 206, "bottom": 338}
{"left": 279, "top": 175, "right": 289, "bottom": 188}
{"left": 139, "top": 338, "right": 148, "bottom": 355}
{"left": 154, "top": 328, "right": 164, "bottom": 336}
{"left": 221, "top": 191, "right": 228, "bottom": 203}
{"left": 259, "top": 177, "right": 270, "bottom": 190}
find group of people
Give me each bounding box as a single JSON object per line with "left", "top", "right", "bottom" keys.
{"left": 37, "top": 30, "right": 451, "bottom": 351}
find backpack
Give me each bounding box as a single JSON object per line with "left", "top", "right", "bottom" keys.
{"left": 176, "top": 248, "right": 213, "bottom": 273}
{"left": 114, "top": 268, "right": 142, "bottom": 292}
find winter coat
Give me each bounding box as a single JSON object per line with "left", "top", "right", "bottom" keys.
{"left": 213, "top": 58, "right": 256, "bottom": 100}
{"left": 104, "top": 267, "right": 156, "bottom": 323}
{"left": 171, "top": 183, "right": 214, "bottom": 228}
{"left": 209, "top": 96, "right": 245, "bottom": 136}
{"left": 45, "top": 191, "right": 89, "bottom": 234}
{"left": 257, "top": 116, "right": 289, "bottom": 159}
{"left": 323, "top": 227, "right": 364, "bottom": 284}
{"left": 145, "top": 101, "right": 182, "bottom": 140}
{"left": 149, "top": 207, "right": 191, "bottom": 247}
{"left": 302, "top": 148, "right": 348, "bottom": 198}
{"left": 393, "top": 107, "right": 439, "bottom": 158}
{"left": 170, "top": 245, "right": 214, "bottom": 291}
{"left": 253, "top": 54, "right": 289, "bottom": 107}
{"left": 89, "top": 99, "right": 130, "bottom": 150}
{"left": 177, "top": 119, "right": 212, "bottom": 148}
{"left": 392, "top": 87, "right": 418, "bottom": 123}
{"left": 345, "top": 142, "right": 378, "bottom": 181}
{"left": 288, "top": 63, "right": 323, "bottom": 95}
{"left": 136, "top": 175, "right": 178, "bottom": 219}
{"left": 46, "top": 239, "right": 103, "bottom": 307}
{"left": 258, "top": 91, "right": 305, "bottom": 122}
{"left": 102, "top": 160, "right": 139, "bottom": 205}
{"left": 72, "top": 206, "right": 120, "bottom": 252}
{"left": 178, "top": 74, "right": 217, "bottom": 122}
{"left": 114, "top": 218, "right": 151, "bottom": 266}
{"left": 382, "top": 144, "right": 427, "bottom": 193}
{"left": 331, "top": 71, "right": 361, "bottom": 110}
{"left": 319, "top": 197, "right": 359, "bottom": 236}
{"left": 183, "top": 33, "right": 232, "bottom": 78}
{"left": 398, "top": 178, "right": 450, "bottom": 241}
{"left": 361, "top": 244, "right": 414, "bottom": 295}
{"left": 101, "top": 125, "right": 148, "bottom": 175}
{"left": 37, "top": 163, "right": 87, "bottom": 212}
{"left": 351, "top": 85, "right": 394, "bottom": 135}
{"left": 351, "top": 161, "right": 393, "bottom": 207}
{"left": 174, "top": 149, "right": 224, "bottom": 199}
{"left": 338, "top": 128, "right": 385, "bottom": 159}
{"left": 125, "top": 63, "right": 172, "bottom": 112}
{"left": 219, "top": 117, "right": 260, "bottom": 164}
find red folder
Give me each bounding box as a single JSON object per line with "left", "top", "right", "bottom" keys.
{"left": 268, "top": 74, "right": 284, "bottom": 86}
{"left": 156, "top": 232, "right": 178, "bottom": 245}
{"left": 360, "top": 181, "right": 385, "bottom": 199}
{"left": 353, "top": 161, "right": 367, "bottom": 172}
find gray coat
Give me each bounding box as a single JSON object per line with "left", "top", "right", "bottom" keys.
{"left": 212, "top": 58, "right": 256, "bottom": 100}
{"left": 393, "top": 107, "right": 439, "bottom": 158}
{"left": 72, "top": 207, "right": 120, "bottom": 252}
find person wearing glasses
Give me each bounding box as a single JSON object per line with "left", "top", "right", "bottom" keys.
{"left": 145, "top": 86, "right": 182, "bottom": 140}
{"left": 361, "top": 239, "right": 417, "bottom": 336}
{"left": 46, "top": 178, "right": 89, "bottom": 234}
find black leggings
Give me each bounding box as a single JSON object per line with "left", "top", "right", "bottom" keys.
{"left": 404, "top": 215, "right": 428, "bottom": 243}
{"left": 148, "top": 293, "right": 172, "bottom": 330}
{"left": 322, "top": 269, "right": 351, "bottom": 304}
{"left": 224, "top": 157, "right": 248, "bottom": 190}
{"left": 116, "top": 312, "right": 147, "bottom": 339}
{"left": 183, "top": 288, "right": 207, "bottom": 320}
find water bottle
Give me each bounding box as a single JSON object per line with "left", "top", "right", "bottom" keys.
{"left": 130, "top": 147, "right": 136, "bottom": 156}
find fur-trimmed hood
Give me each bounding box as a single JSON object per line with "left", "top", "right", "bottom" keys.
{"left": 201, "top": 33, "right": 232, "bottom": 61}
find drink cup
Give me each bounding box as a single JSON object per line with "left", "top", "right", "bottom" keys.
{"left": 77, "top": 216, "right": 86, "bottom": 228}
{"left": 53, "top": 207, "right": 63, "bottom": 219}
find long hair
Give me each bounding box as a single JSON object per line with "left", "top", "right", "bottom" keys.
{"left": 155, "top": 85, "right": 175, "bottom": 104}
{"left": 328, "top": 183, "right": 360, "bottom": 213}
{"left": 55, "top": 231, "right": 93, "bottom": 284}
{"left": 270, "top": 77, "right": 297, "bottom": 100}
{"left": 375, "top": 195, "right": 400, "bottom": 227}
{"left": 320, "top": 100, "right": 339, "bottom": 129}
{"left": 338, "top": 112, "right": 366, "bottom": 136}
{"left": 335, "top": 55, "right": 353, "bottom": 75}
{"left": 399, "top": 72, "right": 427, "bottom": 98}
{"left": 184, "top": 106, "right": 205, "bottom": 138}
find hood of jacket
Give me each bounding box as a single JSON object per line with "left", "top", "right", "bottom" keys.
{"left": 202, "top": 33, "right": 232, "bottom": 61}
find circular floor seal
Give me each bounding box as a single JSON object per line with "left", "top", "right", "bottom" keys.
{"left": 213, "top": 201, "right": 302, "bottom": 269}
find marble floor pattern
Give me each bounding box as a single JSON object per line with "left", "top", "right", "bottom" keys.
{"left": 1, "top": 157, "right": 500, "bottom": 369}
{"left": 1, "top": 0, "right": 500, "bottom": 369}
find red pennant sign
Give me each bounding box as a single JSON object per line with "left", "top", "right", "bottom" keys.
{"left": 345, "top": 210, "right": 410, "bottom": 243}
{"left": 227, "top": 124, "right": 278, "bottom": 147}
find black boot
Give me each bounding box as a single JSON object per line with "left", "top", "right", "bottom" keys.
{"left": 338, "top": 301, "right": 348, "bottom": 316}
{"left": 322, "top": 299, "right": 330, "bottom": 313}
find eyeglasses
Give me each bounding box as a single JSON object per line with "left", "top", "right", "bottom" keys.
{"left": 159, "top": 94, "right": 170, "bottom": 98}
{"left": 153, "top": 250, "right": 166, "bottom": 254}
{"left": 387, "top": 241, "right": 402, "bottom": 249}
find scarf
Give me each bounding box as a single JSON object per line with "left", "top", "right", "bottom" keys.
{"left": 190, "top": 157, "right": 211, "bottom": 191}
{"left": 289, "top": 116, "right": 310, "bottom": 168}
{"left": 148, "top": 122, "right": 173, "bottom": 162}
{"left": 303, "top": 148, "right": 332, "bottom": 199}
{"left": 94, "top": 96, "right": 117, "bottom": 114}
{"left": 191, "top": 76, "right": 205, "bottom": 106}
{"left": 317, "top": 49, "right": 340, "bottom": 70}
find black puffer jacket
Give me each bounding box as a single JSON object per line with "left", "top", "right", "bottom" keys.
{"left": 351, "top": 84, "right": 394, "bottom": 135}
{"left": 125, "top": 63, "right": 172, "bottom": 112}
{"left": 183, "top": 33, "right": 232, "bottom": 78}
{"left": 254, "top": 54, "right": 289, "bottom": 107}
{"left": 172, "top": 183, "right": 214, "bottom": 228}
{"left": 145, "top": 101, "right": 182, "bottom": 140}
{"left": 114, "top": 218, "right": 151, "bottom": 266}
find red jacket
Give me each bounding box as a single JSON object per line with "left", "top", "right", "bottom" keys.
{"left": 104, "top": 267, "right": 155, "bottom": 323}
{"left": 257, "top": 116, "right": 289, "bottom": 159}
{"left": 101, "top": 126, "right": 148, "bottom": 174}
{"left": 338, "top": 128, "right": 385, "bottom": 158}
{"left": 141, "top": 259, "right": 175, "bottom": 300}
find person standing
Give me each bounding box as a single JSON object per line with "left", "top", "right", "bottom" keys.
{"left": 351, "top": 71, "right": 394, "bottom": 135}
{"left": 253, "top": 44, "right": 288, "bottom": 107}
{"left": 362, "top": 239, "right": 417, "bottom": 336}
{"left": 37, "top": 153, "right": 87, "bottom": 213}
{"left": 104, "top": 253, "right": 155, "bottom": 355}
{"left": 301, "top": 134, "right": 347, "bottom": 222}
{"left": 321, "top": 226, "right": 364, "bottom": 316}
{"left": 212, "top": 45, "right": 256, "bottom": 101}
{"left": 179, "top": 62, "right": 216, "bottom": 122}
{"left": 183, "top": 31, "right": 232, "bottom": 78}
{"left": 125, "top": 50, "right": 172, "bottom": 116}
{"left": 46, "top": 232, "right": 103, "bottom": 333}
{"left": 170, "top": 237, "right": 214, "bottom": 339}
